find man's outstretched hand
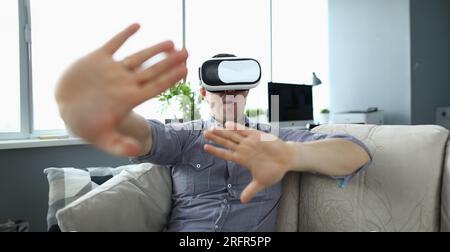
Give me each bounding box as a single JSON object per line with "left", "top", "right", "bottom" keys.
{"left": 204, "top": 122, "right": 296, "bottom": 203}
{"left": 55, "top": 24, "right": 188, "bottom": 157}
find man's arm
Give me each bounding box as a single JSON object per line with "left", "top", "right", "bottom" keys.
{"left": 204, "top": 122, "right": 371, "bottom": 203}
{"left": 116, "top": 112, "right": 153, "bottom": 157}
{"left": 125, "top": 115, "right": 191, "bottom": 166}
{"left": 285, "top": 138, "right": 370, "bottom": 176}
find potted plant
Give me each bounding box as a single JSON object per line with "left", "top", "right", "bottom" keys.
{"left": 319, "top": 108, "right": 330, "bottom": 124}
{"left": 158, "top": 82, "right": 201, "bottom": 123}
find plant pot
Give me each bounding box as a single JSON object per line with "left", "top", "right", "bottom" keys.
{"left": 319, "top": 113, "right": 330, "bottom": 125}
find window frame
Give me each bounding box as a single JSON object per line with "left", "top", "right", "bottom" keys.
{"left": 0, "top": 0, "right": 31, "bottom": 141}
{"left": 1, "top": 0, "right": 187, "bottom": 141}
{"left": 2, "top": 0, "right": 329, "bottom": 144}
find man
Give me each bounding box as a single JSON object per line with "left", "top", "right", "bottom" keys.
{"left": 56, "top": 24, "right": 371, "bottom": 232}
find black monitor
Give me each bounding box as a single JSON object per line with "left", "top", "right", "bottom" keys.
{"left": 268, "top": 82, "right": 314, "bottom": 128}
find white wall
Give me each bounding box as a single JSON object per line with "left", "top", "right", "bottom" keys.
{"left": 272, "top": 0, "right": 329, "bottom": 121}
{"left": 329, "top": 0, "right": 411, "bottom": 125}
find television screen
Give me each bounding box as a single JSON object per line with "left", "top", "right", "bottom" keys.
{"left": 268, "top": 82, "right": 313, "bottom": 122}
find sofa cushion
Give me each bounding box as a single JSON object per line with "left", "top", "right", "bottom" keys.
{"left": 276, "top": 172, "right": 300, "bottom": 232}
{"left": 44, "top": 165, "right": 128, "bottom": 231}
{"left": 299, "top": 124, "right": 449, "bottom": 231}
{"left": 55, "top": 163, "right": 172, "bottom": 232}
{"left": 441, "top": 138, "right": 450, "bottom": 231}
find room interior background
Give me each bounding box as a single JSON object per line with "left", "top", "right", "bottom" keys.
{"left": 0, "top": 0, "right": 449, "bottom": 231}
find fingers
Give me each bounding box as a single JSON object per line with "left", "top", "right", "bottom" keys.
{"left": 136, "top": 48, "right": 189, "bottom": 83}
{"left": 205, "top": 128, "right": 244, "bottom": 145}
{"left": 241, "top": 180, "right": 265, "bottom": 204}
{"left": 224, "top": 122, "right": 247, "bottom": 130}
{"left": 96, "top": 130, "right": 141, "bottom": 157}
{"left": 204, "top": 131, "right": 239, "bottom": 150}
{"left": 138, "top": 64, "right": 188, "bottom": 101}
{"left": 101, "top": 23, "right": 141, "bottom": 55}
{"left": 204, "top": 144, "right": 237, "bottom": 163}
{"left": 224, "top": 122, "right": 255, "bottom": 137}
{"left": 123, "top": 41, "right": 176, "bottom": 70}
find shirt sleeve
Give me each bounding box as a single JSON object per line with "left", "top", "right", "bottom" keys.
{"left": 129, "top": 120, "right": 190, "bottom": 166}
{"left": 279, "top": 129, "right": 372, "bottom": 188}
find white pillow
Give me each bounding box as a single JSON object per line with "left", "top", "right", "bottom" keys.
{"left": 44, "top": 166, "right": 128, "bottom": 231}
{"left": 56, "top": 163, "right": 172, "bottom": 232}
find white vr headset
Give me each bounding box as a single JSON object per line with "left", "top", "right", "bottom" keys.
{"left": 199, "top": 57, "right": 262, "bottom": 92}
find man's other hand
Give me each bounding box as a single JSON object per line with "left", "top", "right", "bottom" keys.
{"left": 204, "top": 122, "right": 295, "bottom": 203}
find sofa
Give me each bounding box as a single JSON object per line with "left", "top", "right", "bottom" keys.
{"left": 50, "top": 124, "right": 450, "bottom": 232}
{"left": 276, "top": 124, "right": 450, "bottom": 232}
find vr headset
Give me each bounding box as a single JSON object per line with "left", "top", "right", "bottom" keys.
{"left": 199, "top": 57, "right": 262, "bottom": 92}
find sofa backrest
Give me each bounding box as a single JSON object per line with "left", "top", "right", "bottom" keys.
{"left": 276, "top": 124, "right": 449, "bottom": 232}
{"left": 441, "top": 138, "right": 450, "bottom": 231}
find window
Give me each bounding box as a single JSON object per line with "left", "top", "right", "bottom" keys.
{"left": 30, "top": 0, "right": 182, "bottom": 130}
{"left": 2, "top": 0, "right": 330, "bottom": 143}
{"left": 186, "top": 0, "right": 271, "bottom": 119}
{"left": 0, "top": 1, "right": 21, "bottom": 134}
{"left": 272, "top": 0, "right": 329, "bottom": 118}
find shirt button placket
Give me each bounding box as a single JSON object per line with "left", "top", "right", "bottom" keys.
{"left": 227, "top": 183, "right": 234, "bottom": 197}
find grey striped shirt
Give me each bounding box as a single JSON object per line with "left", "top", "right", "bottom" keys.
{"left": 131, "top": 118, "right": 371, "bottom": 232}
